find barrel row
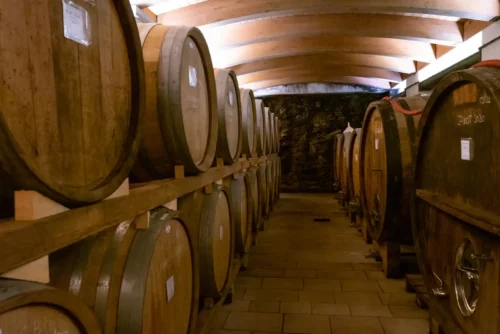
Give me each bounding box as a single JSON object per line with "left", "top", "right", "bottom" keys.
{"left": 334, "top": 66, "right": 500, "bottom": 333}
{"left": 0, "top": 3, "right": 282, "bottom": 219}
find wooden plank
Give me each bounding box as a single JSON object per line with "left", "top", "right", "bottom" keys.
{"left": 237, "top": 66, "right": 402, "bottom": 84}
{"left": 0, "top": 158, "right": 275, "bottom": 274}
{"left": 231, "top": 53, "right": 416, "bottom": 76}
{"left": 157, "top": 0, "right": 499, "bottom": 26}
{"left": 217, "top": 36, "right": 435, "bottom": 68}
{"left": 203, "top": 13, "right": 463, "bottom": 48}
{"left": 244, "top": 75, "right": 392, "bottom": 90}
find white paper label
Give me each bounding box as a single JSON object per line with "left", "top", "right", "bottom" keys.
{"left": 166, "top": 276, "right": 175, "bottom": 302}
{"left": 165, "top": 224, "right": 171, "bottom": 233}
{"left": 189, "top": 41, "right": 194, "bottom": 49}
{"left": 189, "top": 66, "right": 197, "bottom": 87}
{"left": 63, "top": 1, "right": 91, "bottom": 46}
{"left": 219, "top": 225, "right": 224, "bottom": 241}
{"left": 229, "top": 91, "right": 234, "bottom": 106}
{"left": 355, "top": 154, "right": 358, "bottom": 162}
{"left": 375, "top": 138, "right": 379, "bottom": 150}
{"left": 461, "top": 138, "right": 473, "bottom": 161}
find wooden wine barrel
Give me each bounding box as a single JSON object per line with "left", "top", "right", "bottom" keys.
{"left": 347, "top": 129, "right": 362, "bottom": 224}
{"left": 230, "top": 176, "right": 252, "bottom": 255}
{"left": 266, "top": 159, "right": 275, "bottom": 211}
{"left": 133, "top": 23, "right": 218, "bottom": 181}
{"left": 50, "top": 208, "right": 195, "bottom": 334}
{"left": 360, "top": 95, "right": 427, "bottom": 244}
{"left": 333, "top": 134, "right": 345, "bottom": 192}
{"left": 245, "top": 167, "right": 260, "bottom": 233}
{"left": 240, "top": 89, "right": 257, "bottom": 156}
{"left": 198, "top": 186, "right": 233, "bottom": 299}
{"left": 413, "top": 67, "right": 500, "bottom": 334}
{"left": 264, "top": 107, "right": 274, "bottom": 154}
{"left": 0, "top": 280, "right": 101, "bottom": 333}
{"left": 0, "top": 0, "right": 144, "bottom": 213}
{"left": 267, "top": 108, "right": 275, "bottom": 154}
{"left": 215, "top": 69, "right": 242, "bottom": 164}
{"left": 340, "top": 131, "right": 354, "bottom": 207}
{"left": 256, "top": 163, "right": 269, "bottom": 222}
{"left": 255, "top": 100, "right": 267, "bottom": 156}
{"left": 275, "top": 158, "right": 281, "bottom": 203}
{"left": 274, "top": 115, "right": 280, "bottom": 153}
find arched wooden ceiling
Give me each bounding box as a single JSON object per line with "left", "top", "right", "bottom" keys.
{"left": 134, "top": 0, "right": 497, "bottom": 90}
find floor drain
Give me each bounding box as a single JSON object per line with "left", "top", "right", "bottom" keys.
{"left": 313, "top": 218, "right": 330, "bottom": 222}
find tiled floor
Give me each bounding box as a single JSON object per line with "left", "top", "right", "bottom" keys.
{"left": 210, "top": 193, "right": 429, "bottom": 334}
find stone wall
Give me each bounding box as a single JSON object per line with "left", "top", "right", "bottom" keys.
{"left": 263, "top": 93, "right": 386, "bottom": 192}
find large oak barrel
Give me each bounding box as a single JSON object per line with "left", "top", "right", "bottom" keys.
{"left": 360, "top": 96, "right": 427, "bottom": 244}
{"left": 133, "top": 23, "right": 217, "bottom": 181}
{"left": 215, "top": 69, "right": 242, "bottom": 164}
{"left": 240, "top": 89, "right": 257, "bottom": 156}
{"left": 340, "top": 130, "right": 354, "bottom": 207}
{"left": 347, "top": 129, "right": 362, "bottom": 223}
{"left": 255, "top": 100, "right": 267, "bottom": 156}
{"left": 264, "top": 107, "right": 274, "bottom": 154}
{"left": 0, "top": 0, "right": 144, "bottom": 213}
{"left": 230, "top": 176, "right": 252, "bottom": 255}
{"left": 333, "top": 134, "right": 344, "bottom": 192}
{"left": 0, "top": 280, "right": 101, "bottom": 333}
{"left": 50, "top": 208, "right": 195, "bottom": 333}
{"left": 413, "top": 67, "right": 500, "bottom": 334}
{"left": 193, "top": 187, "right": 233, "bottom": 299}
{"left": 269, "top": 113, "right": 276, "bottom": 153}
{"left": 245, "top": 167, "right": 260, "bottom": 233}
{"left": 266, "top": 108, "right": 275, "bottom": 154}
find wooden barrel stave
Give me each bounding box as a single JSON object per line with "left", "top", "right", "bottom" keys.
{"left": 240, "top": 89, "right": 257, "bottom": 156}
{"left": 214, "top": 69, "right": 242, "bottom": 164}
{"left": 256, "top": 163, "right": 269, "bottom": 223}
{"left": 413, "top": 67, "right": 500, "bottom": 333}
{"left": 0, "top": 0, "right": 144, "bottom": 213}
{"left": 360, "top": 96, "right": 426, "bottom": 243}
{"left": 333, "top": 134, "right": 344, "bottom": 192}
{"left": 50, "top": 208, "right": 195, "bottom": 333}
{"left": 229, "top": 176, "right": 252, "bottom": 255}
{"left": 0, "top": 280, "right": 102, "bottom": 333}
{"left": 245, "top": 167, "right": 260, "bottom": 234}
{"left": 133, "top": 23, "right": 217, "bottom": 181}
{"left": 255, "top": 100, "right": 267, "bottom": 156}
{"left": 346, "top": 129, "right": 361, "bottom": 222}
{"left": 340, "top": 131, "right": 353, "bottom": 207}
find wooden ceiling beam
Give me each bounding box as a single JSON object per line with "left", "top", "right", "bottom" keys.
{"left": 157, "top": 0, "right": 499, "bottom": 27}
{"left": 213, "top": 36, "right": 435, "bottom": 68}
{"left": 237, "top": 66, "right": 402, "bottom": 85}
{"left": 243, "top": 75, "right": 392, "bottom": 90}
{"left": 202, "top": 13, "right": 463, "bottom": 48}
{"left": 230, "top": 54, "right": 416, "bottom": 75}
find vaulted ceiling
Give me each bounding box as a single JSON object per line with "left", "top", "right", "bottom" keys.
{"left": 132, "top": 0, "right": 498, "bottom": 91}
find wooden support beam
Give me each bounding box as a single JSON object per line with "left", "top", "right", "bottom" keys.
{"left": 0, "top": 157, "right": 274, "bottom": 274}
{"left": 230, "top": 53, "right": 416, "bottom": 75}
{"left": 213, "top": 36, "right": 435, "bottom": 68}
{"left": 157, "top": 0, "right": 499, "bottom": 27}
{"left": 237, "top": 66, "right": 402, "bottom": 85}
{"left": 202, "top": 13, "right": 463, "bottom": 48}
{"left": 243, "top": 75, "right": 392, "bottom": 90}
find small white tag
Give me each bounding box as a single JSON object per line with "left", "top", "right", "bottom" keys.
{"left": 189, "top": 41, "right": 194, "bottom": 49}
{"left": 355, "top": 154, "right": 358, "bottom": 162}
{"left": 375, "top": 138, "right": 379, "bottom": 150}
{"left": 229, "top": 91, "right": 234, "bottom": 106}
{"left": 165, "top": 224, "right": 171, "bottom": 233}
{"left": 166, "top": 276, "right": 175, "bottom": 302}
{"left": 461, "top": 138, "right": 473, "bottom": 161}
{"left": 63, "top": 0, "right": 91, "bottom": 46}
{"left": 189, "top": 66, "right": 197, "bottom": 87}
{"left": 219, "top": 225, "right": 224, "bottom": 241}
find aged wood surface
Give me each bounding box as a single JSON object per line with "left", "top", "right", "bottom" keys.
{"left": 240, "top": 89, "right": 257, "bottom": 156}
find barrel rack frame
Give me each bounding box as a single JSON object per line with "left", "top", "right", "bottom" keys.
{"left": 0, "top": 153, "right": 278, "bottom": 333}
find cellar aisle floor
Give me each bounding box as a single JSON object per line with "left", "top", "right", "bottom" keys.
{"left": 209, "top": 193, "right": 429, "bottom": 334}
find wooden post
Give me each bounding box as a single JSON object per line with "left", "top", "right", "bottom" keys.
{"left": 376, "top": 241, "right": 401, "bottom": 278}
